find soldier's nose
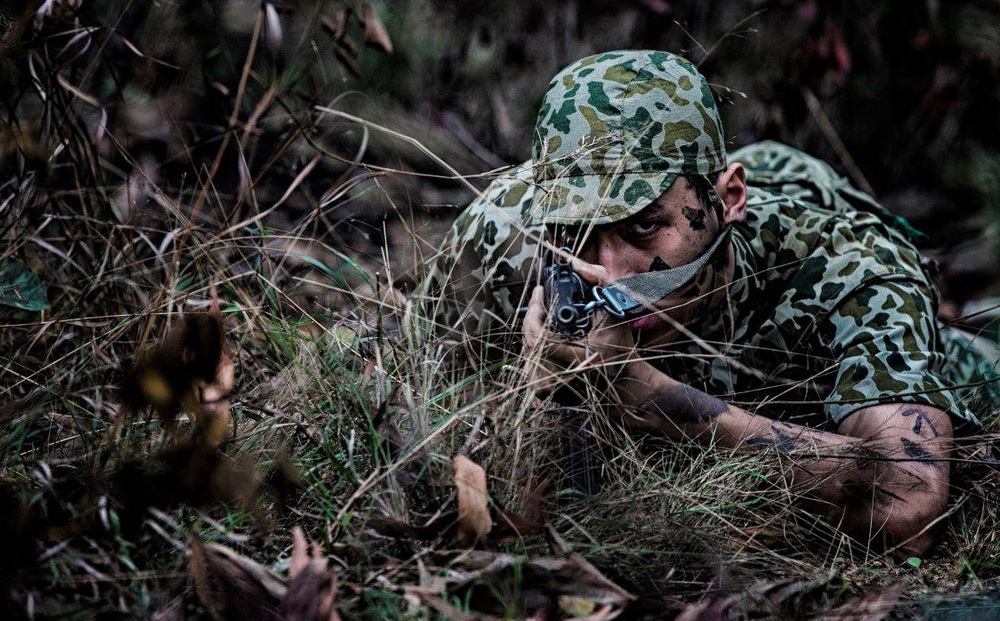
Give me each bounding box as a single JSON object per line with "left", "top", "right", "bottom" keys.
{"left": 596, "top": 244, "right": 632, "bottom": 281}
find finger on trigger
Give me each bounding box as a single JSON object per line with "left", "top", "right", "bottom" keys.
{"left": 570, "top": 257, "right": 610, "bottom": 286}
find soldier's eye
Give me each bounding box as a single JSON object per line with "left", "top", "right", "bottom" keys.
{"left": 625, "top": 222, "right": 659, "bottom": 238}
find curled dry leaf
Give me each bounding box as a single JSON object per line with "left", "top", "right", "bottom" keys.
{"left": 361, "top": 2, "right": 393, "bottom": 54}
{"left": 290, "top": 526, "right": 311, "bottom": 581}
{"left": 196, "top": 399, "right": 232, "bottom": 449}
{"left": 189, "top": 537, "right": 286, "bottom": 620}
{"left": 282, "top": 527, "right": 342, "bottom": 621}
{"left": 453, "top": 455, "right": 491, "bottom": 545}
{"left": 198, "top": 291, "right": 236, "bottom": 404}
{"left": 442, "top": 550, "right": 632, "bottom": 617}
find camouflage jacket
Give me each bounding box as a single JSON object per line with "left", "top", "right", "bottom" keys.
{"left": 419, "top": 142, "right": 994, "bottom": 429}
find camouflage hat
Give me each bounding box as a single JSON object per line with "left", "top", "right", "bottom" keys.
{"left": 528, "top": 50, "right": 727, "bottom": 225}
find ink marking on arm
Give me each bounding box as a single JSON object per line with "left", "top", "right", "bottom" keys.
{"left": 646, "top": 385, "right": 727, "bottom": 424}
{"left": 745, "top": 424, "right": 803, "bottom": 453}
{"left": 901, "top": 437, "right": 932, "bottom": 459}
{"left": 771, "top": 424, "right": 800, "bottom": 452}
{"left": 900, "top": 408, "right": 939, "bottom": 438}
{"left": 875, "top": 487, "right": 906, "bottom": 503}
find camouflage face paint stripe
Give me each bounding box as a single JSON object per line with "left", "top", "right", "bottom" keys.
{"left": 613, "top": 225, "right": 732, "bottom": 305}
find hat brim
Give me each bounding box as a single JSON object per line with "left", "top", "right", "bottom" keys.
{"left": 527, "top": 170, "right": 680, "bottom": 226}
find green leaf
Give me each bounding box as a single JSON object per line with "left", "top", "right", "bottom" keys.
{"left": 906, "top": 556, "right": 922, "bottom": 569}
{"left": 0, "top": 258, "right": 50, "bottom": 312}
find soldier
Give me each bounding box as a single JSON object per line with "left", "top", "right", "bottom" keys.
{"left": 420, "top": 50, "right": 998, "bottom": 555}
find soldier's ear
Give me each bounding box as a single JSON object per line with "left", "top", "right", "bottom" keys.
{"left": 717, "top": 163, "right": 747, "bottom": 224}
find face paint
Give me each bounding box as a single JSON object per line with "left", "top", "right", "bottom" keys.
{"left": 650, "top": 256, "right": 672, "bottom": 271}
{"left": 610, "top": 225, "right": 732, "bottom": 307}
{"left": 681, "top": 205, "right": 707, "bottom": 231}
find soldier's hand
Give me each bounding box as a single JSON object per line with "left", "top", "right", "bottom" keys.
{"left": 522, "top": 285, "right": 584, "bottom": 395}
{"left": 522, "top": 264, "right": 641, "bottom": 397}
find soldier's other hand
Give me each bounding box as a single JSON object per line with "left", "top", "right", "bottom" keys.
{"left": 522, "top": 285, "right": 583, "bottom": 395}
{"left": 522, "top": 280, "right": 640, "bottom": 396}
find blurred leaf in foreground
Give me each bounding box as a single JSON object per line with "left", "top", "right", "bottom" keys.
{"left": 121, "top": 302, "right": 235, "bottom": 446}
{"left": 0, "top": 258, "right": 49, "bottom": 312}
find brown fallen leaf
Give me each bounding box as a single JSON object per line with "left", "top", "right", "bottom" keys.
{"left": 121, "top": 288, "right": 235, "bottom": 447}
{"left": 189, "top": 537, "right": 285, "bottom": 621}
{"left": 367, "top": 512, "right": 458, "bottom": 541}
{"left": 281, "top": 527, "right": 341, "bottom": 621}
{"left": 444, "top": 550, "right": 633, "bottom": 614}
{"left": 454, "top": 455, "right": 491, "bottom": 546}
{"left": 112, "top": 446, "right": 262, "bottom": 536}
{"left": 195, "top": 399, "right": 233, "bottom": 450}
{"left": 361, "top": 2, "right": 393, "bottom": 53}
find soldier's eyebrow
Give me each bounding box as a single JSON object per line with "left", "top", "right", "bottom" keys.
{"left": 626, "top": 201, "right": 669, "bottom": 222}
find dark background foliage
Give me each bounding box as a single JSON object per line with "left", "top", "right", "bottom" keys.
{"left": 3, "top": 0, "right": 998, "bottom": 304}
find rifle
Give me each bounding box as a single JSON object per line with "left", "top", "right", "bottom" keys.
{"left": 520, "top": 249, "right": 643, "bottom": 495}
{"left": 529, "top": 249, "right": 642, "bottom": 338}
{"left": 519, "top": 231, "right": 733, "bottom": 492}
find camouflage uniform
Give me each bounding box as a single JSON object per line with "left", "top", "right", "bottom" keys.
{"left": 419, "top": 51, "right": 998, "bottom": 428}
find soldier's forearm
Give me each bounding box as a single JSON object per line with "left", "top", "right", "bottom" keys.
{"left": 630, "top": 361, "right": 857, "bottom": 456}
{"left": 623, "top": 361, "right": 918, "bottom": 525}
{"left": 625, "top": 360, "right": 952, "bottom": 554}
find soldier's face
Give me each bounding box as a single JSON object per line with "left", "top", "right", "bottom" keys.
{"left": 574, "top": 177, "right": 734, "bottom": 338}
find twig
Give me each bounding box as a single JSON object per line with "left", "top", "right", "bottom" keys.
{"left": 802, "top": 87, "right": 875, "bottom": 196}
{"left": 191, "top": 7, "right": 264, "bottom": 222}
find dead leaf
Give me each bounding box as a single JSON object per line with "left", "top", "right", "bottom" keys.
{"left": 197, "top": 289, "right": 236, "bottom": 406}
{"left": 111, "top": 445, "right": 263, "bottom": 536}
{"left": 361, "top": 2, "right": 393, "bottom": 53}
{"left": 445, "top": 550, "right": 632, "bottom": 613}
{"left": 453, "top": 455, "right": 491, "bottom": 545}
{"left": 490, "top": 479, "right": 549, "bottom": 542}
{"left": 812, "top": 583, "right": 903, "bottom": 621}
{"left": 367, "top": 512, "right": 457, "bottom": 541}
{"left": 281, "top": 527, "right": 342, "bottom": 621}
{"left": 558, "top": 594, "right": 596, "bottom": 617}
{"left": 320, "top": 10, "right": 346, "bottom": 40}
{"left": 195, "top": 399, "right": 232, "bottom": 449}
{"left": 189, "top": 537, "right": 285, "bottom": 620}
{"left": 290, "top": 526, "right": 310, "bottom": 581}
{"left": 121, "top": 290, "right": 235, "bottom": 448}
{"left": 674, "top": 597, "right": 729, "bottom": 621}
